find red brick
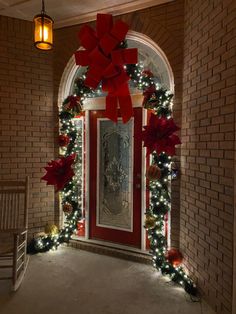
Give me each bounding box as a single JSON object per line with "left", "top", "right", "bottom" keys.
{"left": 0, "top": 16, "right": 54, "bottom": 238}
{"left": 181, "top": 1, "right": 235, "bottom": 313}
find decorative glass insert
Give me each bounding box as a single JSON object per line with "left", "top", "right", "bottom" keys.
{"left": 127, "top": 40, "right": 169, "bottom": 89}
{"left": 97, "top": 119, "right": 133, "bottom": 231}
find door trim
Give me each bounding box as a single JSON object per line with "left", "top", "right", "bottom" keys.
{"left": 85, "top": 110, "right": 90, "bottom": 240}
{"left": 83, "top": 94, "right": 143, "bottom": 111}
{"left": 141, "top": 108, "right": 147, "bottom": 251}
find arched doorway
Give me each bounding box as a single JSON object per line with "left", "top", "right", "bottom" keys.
{"left": 58, "top": 31, "right": 174, "bottom": 103}
{"left": 58, "top": 31, "right": 174, "bottom": 252}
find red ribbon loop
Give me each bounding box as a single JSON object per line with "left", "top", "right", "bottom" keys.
{"left": 79, "top": 25, "right": 97, "bottom": 50}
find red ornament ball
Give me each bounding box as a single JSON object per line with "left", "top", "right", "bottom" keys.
{"left": 77, "top": 220, "right": 85, "bottom": 237}
{"left": 166, "top": 248, "right": 183, "bottom": 267}
{"left": 58, "top": 134, "right": 70, "bottom": 147}
{"left": 146, "top": 165, "right": 161, "bottom": 180}
{"left": 62, "top": 202, "right": 73, "bottom": 214}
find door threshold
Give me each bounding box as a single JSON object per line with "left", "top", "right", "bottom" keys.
{"left": 69, "top": 236, "right": 152, "bottom": 264}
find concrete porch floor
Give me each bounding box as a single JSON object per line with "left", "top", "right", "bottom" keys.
{"left": 0, "top": 246, "right": 215, "bottom": 314}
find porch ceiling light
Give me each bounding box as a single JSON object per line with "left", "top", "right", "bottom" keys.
{"left": 33, "top": 0, "right": 53, "bottom": 50}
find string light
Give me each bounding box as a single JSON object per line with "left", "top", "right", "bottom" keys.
{"left": 126, "top": 62, "right": 197, "bottom": 295}
{"left": 30, "top": 60, "right": 197, "bottom": 296}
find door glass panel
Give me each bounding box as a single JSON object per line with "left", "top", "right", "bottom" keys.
{"left": 97, "top": 119, "right": 133, "bottom": 231}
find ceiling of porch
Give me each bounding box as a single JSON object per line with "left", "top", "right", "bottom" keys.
{"left": 0, "top": 0, "right": 173, "bottom": 28}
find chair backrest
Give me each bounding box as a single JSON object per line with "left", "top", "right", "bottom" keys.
{"left": 0, "top": 177, "right": 29, "bottom": 231}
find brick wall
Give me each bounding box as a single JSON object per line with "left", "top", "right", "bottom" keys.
{"left": 54, "top": 0, "right": 185, "bottom": 248}
{"left": 0, "top": 16, "right": 56, "bottom": 236}
{"left": 0, "top": 2, "right": 185, "bottom": 245}
{"left": 181, "top": 0, "right": 236, "bottom": 313}
{"left": 2, "top": 2, "right": 235, "bottom": 312}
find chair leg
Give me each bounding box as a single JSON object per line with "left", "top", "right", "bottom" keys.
{"left": 12, "top": 232, "right": 29, "bottom": 291}
{"left": 12, "top": 234, "right": 19, "bottom": 289}
{"left": 23, "top": 231, "right": 28, "bottom": 271}
{"left": 12, "top": 256, "right": 29, "bottom": 292}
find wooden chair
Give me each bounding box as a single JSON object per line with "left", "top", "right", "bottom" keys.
{"left": 0, "top": 177, "right": 29, "bottom": 291}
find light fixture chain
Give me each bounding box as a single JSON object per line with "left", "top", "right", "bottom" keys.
{"left": 42, "top": 0, "right": 45, "bottom": 14}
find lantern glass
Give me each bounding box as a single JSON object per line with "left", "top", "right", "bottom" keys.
{"left": 34, "top": 15, "right": 53, "bottom": 50}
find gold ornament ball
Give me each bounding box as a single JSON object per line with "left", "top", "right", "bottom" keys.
{"left": 34, "top": 232, "right": 47, "bottom": 239}
{"left": 146, "top": 165, "right": 161, "bottom": 181}
{"left": 144, "top": 215, "right": 156, "bottom": 229}
{"left": 44, "top": 224, "right": 59, "bottom": 235}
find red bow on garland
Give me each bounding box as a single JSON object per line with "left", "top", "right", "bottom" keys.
{"left": 41, "top": 154, "right": 76, "bottom": 191}
{"left": 74, "top": 13, "right": 138, "bottom": 123}
{"left": 142, "top": 85, "right": 156, "bottom": 107}
{"left": 142, "top": 113, "right": 181, "bottom": 156}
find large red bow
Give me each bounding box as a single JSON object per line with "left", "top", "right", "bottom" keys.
{"left": 74, "top": 14, "right": 138, "bottom": 123}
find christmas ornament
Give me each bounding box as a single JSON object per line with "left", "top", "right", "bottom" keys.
{"left": 41, "top": 153, "right": 76, "bottom": 191}
{"left": 171, "top": 162, "right": 179, "bottom": 180}
{"left": 142, "top": 113, "right": 181, "bottom": 156}
{"left": 77, "top": 220, "right": 85, "bottom": 237}
{"left": 146, "top": 165, "right": 161, "bottom": 180}
{"left": 44, "top": 224, "right": 59, "bottom": 236}
{"left": 142, "top": 86, "right": 173, "bottom": 112}
{"left": 58, "top": 134, "right": 70, "bottom": 147}
{"left": 142, "top": 85, "right": 157, "bottom": 108}
{"left": 166, "top": 248, "right": 183, "bottom": 266}
{"left": 64, "top": 95, "right": 83, "bottom": 114}
{"left": 74, "top": 13, "right": 138, "bottom": 123}
{"left": 144, "top": 215, "right": 156, "bottom": 229}
{"left": 34, "top": 232, "right": 47, "bottom": 239}
{"left": 63, "top": 202, "right": 73, "bottom": 214}
{"left": 142, "top": 69, "right": 154, "bottom": 78}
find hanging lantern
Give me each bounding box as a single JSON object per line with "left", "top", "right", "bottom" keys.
{"left": 34, "top": 0, "right": 53, "bottom": 50}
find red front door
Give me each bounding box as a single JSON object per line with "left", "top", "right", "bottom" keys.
{"left": 89, "top": 108, "right": 142, "bottom": 248}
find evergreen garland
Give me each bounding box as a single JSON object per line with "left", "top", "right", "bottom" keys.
{"left": 28, "top": 61, "right": 197, "bottom": 296}
{"left": 126, "top": 63, "right": 197, "bottom": 295}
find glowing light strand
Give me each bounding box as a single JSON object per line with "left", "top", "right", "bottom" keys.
{"left": 28, "top": 60, "right": 197, "bottom": 296}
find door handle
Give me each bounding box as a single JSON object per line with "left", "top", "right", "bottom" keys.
{"left": 135, "top": 183, "right": 141, "bottom": 189}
